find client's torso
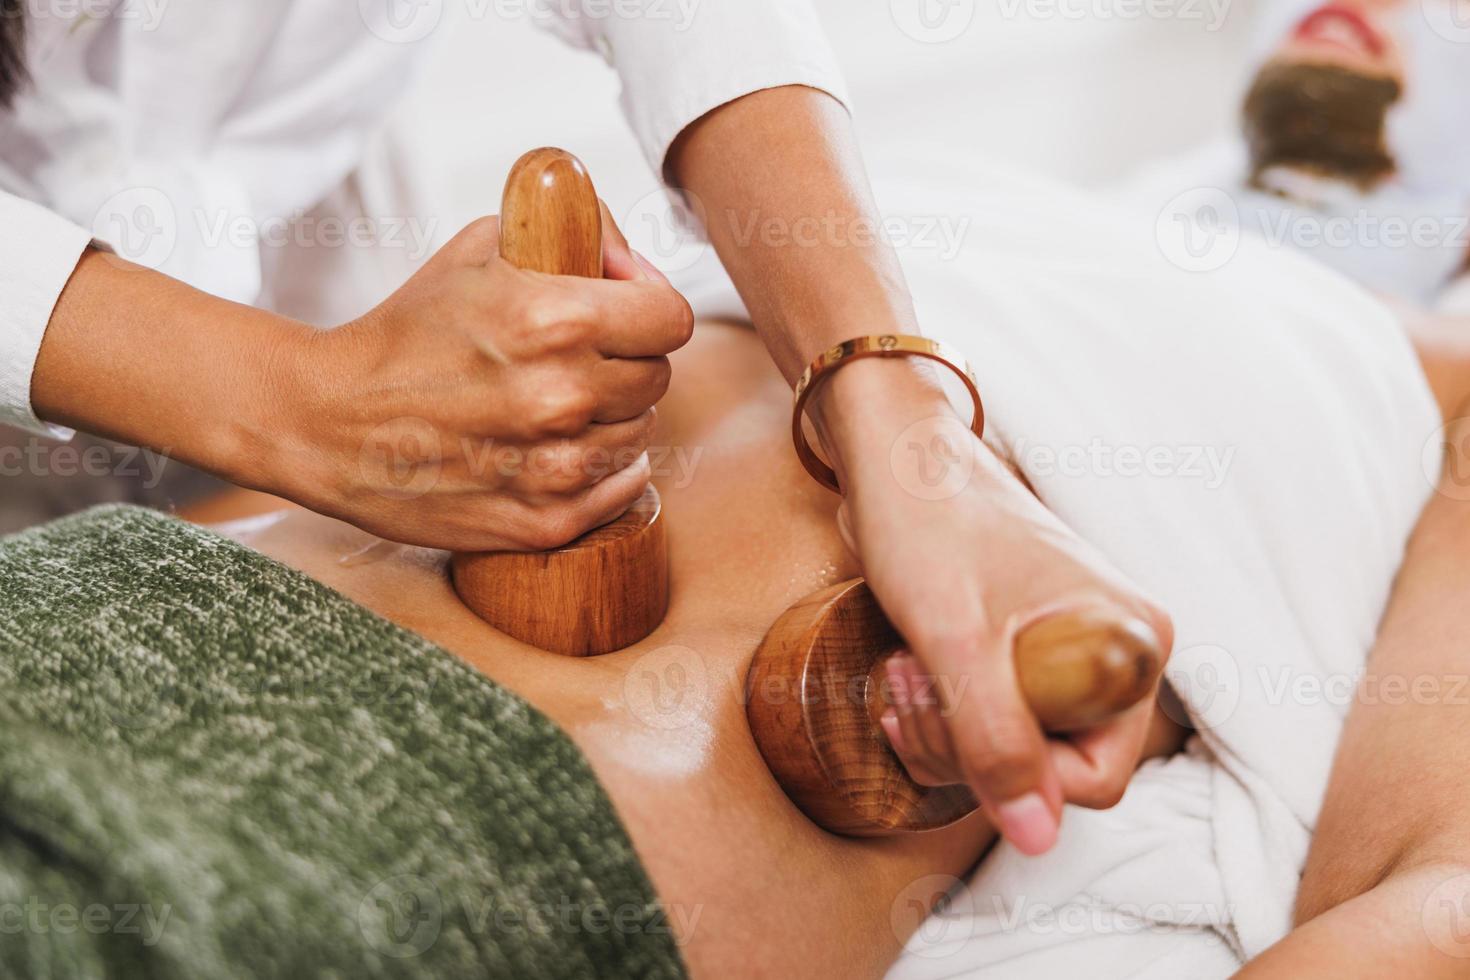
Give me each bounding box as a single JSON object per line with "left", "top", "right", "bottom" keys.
{"left": 223, "top": 321, "right": 993, "bottom": 979}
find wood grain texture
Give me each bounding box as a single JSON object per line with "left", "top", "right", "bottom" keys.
{"left": 451, "top": 485, "right": 667, "bottom": 657}
{"left": 450, "top": 148, "right": 669, "bottom": 656}
{"left": 499, "top": 147, "right": 603, "bottom": 278}
{"left": 746, "top": 579, "right": 1164, "bottom": 836}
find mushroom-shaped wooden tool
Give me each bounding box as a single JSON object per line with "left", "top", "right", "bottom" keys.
{"left": 450, "top": 148, "right": 669, "bottom": 657}
{"left": 746, "top": 578, "right": 1164, "bottom": 836}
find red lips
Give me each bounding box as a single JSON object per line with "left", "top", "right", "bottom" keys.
{"left": 1293, "top": 3, "right": 1387, "bottom": 57}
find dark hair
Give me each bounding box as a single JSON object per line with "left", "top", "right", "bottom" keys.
{"left": 1242, "top": 61, "right": 1402, "bottom": 191}
{"left": 0, "top": 0, "right": 27, "bottom": 109}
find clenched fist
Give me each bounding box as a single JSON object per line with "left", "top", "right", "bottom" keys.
{"left": 264, "top": 207, "right": 693, "bottom": 551}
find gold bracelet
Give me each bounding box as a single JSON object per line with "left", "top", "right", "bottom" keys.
{"left": 792, "top": 334, "right": 985, "bottom": 494}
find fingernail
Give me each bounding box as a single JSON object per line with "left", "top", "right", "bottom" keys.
{"left": 632, "top": 250, "right": 667, "bottom": 282}
{"left": 880, "top": 660, "right": 901, "bottom": 709}
{"left": 880, "top": 710, "right": 903, "bottom": 751}
{"left": 901, "top": 657, "right": 932, "bottom": 708}
{"left": 889, "top": 659, "right": 912, "bottom": 714}
{"left": 994, "top": 792, "right": 1059, "bottom": 856}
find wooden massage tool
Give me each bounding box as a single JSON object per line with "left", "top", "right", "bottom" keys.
{"left": 451, "top": 149, "right": 1161, "bottom": 838}
{"left": 450, "top": 148, "right": 669, "bottom": 657}
{"left": 746, "top": 583, "right": 1165, "bottom": 838}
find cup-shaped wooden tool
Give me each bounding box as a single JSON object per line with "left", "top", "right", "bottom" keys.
{"left": 746, "top": 578, "right": 1164, "bottom": 836}
{"left": 450, "top": 148, "right": 670, "bottom": 657}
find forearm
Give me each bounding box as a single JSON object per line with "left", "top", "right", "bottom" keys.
{"left": 32, "top": 248, "right": 308, "bottom": 483}
{"left": 1252, "top": 433, "right": 1470, "bottom": 973}
{"left": 668, "top": 85, "right": 916, "bottom": 380}
{"left": 1239, "top": 862, "right": 1470, "bottom": 979}
{"left": 667, "top": 85, "right": 966, "bottom": 477}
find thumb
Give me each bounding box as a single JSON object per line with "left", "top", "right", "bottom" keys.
{"left": 598, "top": 200, "right": 669, "bottom": 284}
{"left": 910, "top": 623, "right": 1065, "bottom": 856}
{"left": 447, "top": 215, "right": 501, "bottom": 266}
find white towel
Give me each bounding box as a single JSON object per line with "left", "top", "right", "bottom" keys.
{"left": 677, "top": 157, "right": 1438, "bottom": 975}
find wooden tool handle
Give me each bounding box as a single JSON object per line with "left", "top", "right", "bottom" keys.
{"left": 500, "top": 148, "right": 602, "bottom": 277}
{"left": 449, "top": 148, "right": 669, "bottom": 657}
{"left": 747, "top": 578, "right": 1164, "bottom": 836}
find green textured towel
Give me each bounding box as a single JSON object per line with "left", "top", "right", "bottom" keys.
{"left": 0, "top": 506, "right": 687, "bottom": 980}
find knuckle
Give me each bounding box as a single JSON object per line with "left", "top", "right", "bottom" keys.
{"left": 661, "top": 293, "right": 695, "bottom": 347}
{"left": 1143, "top": 602, "right": 1175, "bottom": 661}
{"left": 517, "top": 509, "right": 584, "bottom": 551}
{"left": 518, "top": 294, "right": 592, "bottom": 349}
{"left": 530, "top": 383, "right": 596, "bottom": 437}
{"left": 961, "top": 718, "right": 1039, "bottom": 789}
{"left": 644, "top": 358, "right": 673, "bottom": 401}
{"left": 445, "top": 216, "right": 500, "bottom": 263}
{"left": 619, "top": 410, "right": 658, "bottom": 452}
{"left": 619, "top": 450, "right": 653, "bottom": 486}
{"left": 675, "top": 297, "right": 695, "bottom": 343}
{"left": 463, "top": 215, "right": 499, "bottom": 241}
{"left": 533, "top": 447, "right": 592, "bottom": 495}
{"left": 1071, "top": 771, "right": 1129, "bottom": 810}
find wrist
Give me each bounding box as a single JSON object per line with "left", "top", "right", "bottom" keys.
{"left": 206, "top": 313, "right": 325, "bottom": 497}
{"left": 806, "top": 355, "right": 963, "bottom": 482}
{"left": 36, "top": 250, "right": 321, "bottom": 496}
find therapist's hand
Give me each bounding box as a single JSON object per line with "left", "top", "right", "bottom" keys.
{"left": 264, "top": 210, "right": 693, "bottom": 551}
{"left": 813, "top": 359, "right": 1173, "bottom": 856}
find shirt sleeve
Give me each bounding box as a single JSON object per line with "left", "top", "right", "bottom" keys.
{"left": 534, "top": 0, "right": 850, "bottom": 176}
{"left": 0, "top": 191, "right": 90, "bottom": 439}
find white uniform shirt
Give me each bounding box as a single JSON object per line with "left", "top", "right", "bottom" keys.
{"left": 0, "top": 0, "right": 846, "bottom": 436}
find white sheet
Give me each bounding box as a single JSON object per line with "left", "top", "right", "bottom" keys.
{"left": 678, "top": 156, "right": 1438, "bottom": 975}
{"left": 276, "top": 10, "right": 1438, "bottom": 970}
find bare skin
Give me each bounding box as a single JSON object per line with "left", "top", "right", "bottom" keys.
{"left": 217, "top": 319, "right": 1186, "bottom": 979}
{"left": 31, "top": 85, "right": 1169, "bottom": 854}
{"left": 1234, "top": 310, "right": 1470, "bottom": 977}
{"left": 672, "top": 91, "right": 1171, "bottom": 853}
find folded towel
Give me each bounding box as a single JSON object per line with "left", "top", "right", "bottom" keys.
{"left": 0, "top": 505, "right": 685, "bottom": 979}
